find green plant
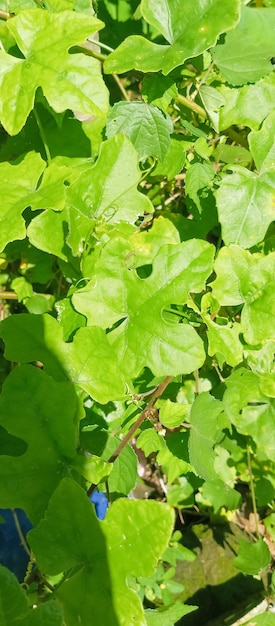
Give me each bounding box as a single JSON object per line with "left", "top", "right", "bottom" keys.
{"left": 0, "top": 0, "right": 275, "bottom": 624}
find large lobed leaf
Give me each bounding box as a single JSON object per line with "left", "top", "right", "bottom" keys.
{"left": 28, "top": 478, "right": 175, "bottom": 626}
{"left": 0, "top": 9, "right": 108, "bottom": 135}
{"left": 72, "top": 238, "right": 215, "bottom": 377}
{"left": 0, "top": 365, "right": 79, "bottom": 522}
{"left": 104, "top": 0, "right": 240, "bottom": 75}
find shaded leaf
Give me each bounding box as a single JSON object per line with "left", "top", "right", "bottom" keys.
{"left": 0, "top": 365, "right": 79, "bottom": 522}
{"left": 0, "top": 314, "right": 127, "bottom": 402}
{"left": 28, "top": 478, "right": 174, "bottom": 626}
{"left": 0, "top": 565, "right": 63, "bottom": 626}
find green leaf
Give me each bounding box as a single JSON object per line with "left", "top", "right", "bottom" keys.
{"left": 0, "top": 314, "right": 127, "bottom": 403}
{"left": 106, "top": 102, "right": 173, "bottom": 161}
{"left": 188, "top": 392, "right": 227, "bottom": 481}
{"left": 151, "top": 138, "right": 186, "bottom": 180}
{"left": 242, "top": 615, "right": 275, "bottom": 626}
{"left": 0, "top": 9, "right": 108, "bottom": 134}
{"left": 145, "top": 601, "right": 197, "bottom": 626}
{"left": 213, "top": 6, "right": 275, "bottom": 86}
{"left": 223, "top": 368, "right": 275, "bottom": 460}
{"left": 66, "top": 135, "right": 153, "bottom": 224}
{"left": 28, "top": 478, "right": 175, "bottom": 626}
{"left": 142, "top": 74, "right": 178, "bottom": 112}
{"left": 201, "top": 480, "right": 241, "bottom": 512}
{"left": 216, "top": 167, "right": 275, "bottom": 248}
{"left": 157, "top": 432, "right": 193, "bottom": 484}
{"left": 185, "top": 162, "right": 215, "bottom": 215}
{"left": 233, "top": 538, "right": 271, "bottom": 575}
{"left": 211, "top": 246, "right": 275, "bottom": 344}
{"left": 158, "top": 399, "right": 188, "bottom": 428}
{"left": 129, "top": 216, "right": 180, "bottom": 268}
{"left": 0, "top": 365, "right": 80, "bottom": 522}
{"left": 104, "top": 0, "right": 240, "bottom": 75}
{"left": 219, "top": 73, "right": 275, "bottom": 131}
{"left": 72, "top": 238, "right": 215, "bottom": 377}
{"left": 0, "top": 565, "right": 64, "bottom": 626}
{"left": 201, "top": 296, "right": 243, "bottom": 367}
{"left": 248, "top": 110, "right": 275, "bottom": 173}
{"left": 55, "top": 297, "right": 86, "bottom": 341}
{"left": 101, "top": 436, "right": 138, "bottom": 495}
{"left": 199, "top": 85, "right": 225, "bottom": 133}
{"left": 0, "top": 151, "right": 45, "bottom": 252}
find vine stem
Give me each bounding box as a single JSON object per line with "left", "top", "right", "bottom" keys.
{"left": 176, "top": 93, "right": 207, "bottom": 118}
{"left": 0, "top": 10, "right": 12, "bottom": 19}
{"left": 12, "top": 509, "right": 31, "bottom": 557}
{"left": 246, "top": 441, "right": 259, "bottom": 538}
{"left": 87, "top": 375, "right": 172, "bottom": 498}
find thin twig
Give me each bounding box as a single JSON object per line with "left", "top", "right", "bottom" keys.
{"left": 112, "top": 73, "right": 130, "bottom": 101}
{"left": 12, "top": 509, "right": 31, "bottom": 557}
{"left": 0, "top": 9, "right": 12, "bottom": 19}
{"left": 0, "top": 291, "right": 18, "bottom": 300}
{"left": 87, "top": 37, "right": 114, "bottom": 53}
{"left": 246, "top": 442, "right": 259, "bottom": 538}
{"left": 108, "top": 376, "right": 172, "bottom": 464}
{"left": 87, "top": 376, "right": 172, "bottom": 497}
{"left": 194, "top": 369, "right": 199, "bottom": 394}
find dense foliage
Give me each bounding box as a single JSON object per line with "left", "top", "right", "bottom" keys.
{"left": 0, "top": 0, "right": 275, "bottom": 624}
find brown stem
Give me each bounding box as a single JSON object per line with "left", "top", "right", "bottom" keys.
{"left": 87, "top": 375, "right": 172, "bottom": 497}
{"left": 0, "top": 291, "right": 18, "bottom": 300}
{"left": 108, "top": 376, "right": 172, "bottom": 463}
{"left": 0, "top": 9, "right": 12, "bottom": 19}
{"left": 112, "top": 73, "right": 130, "bottom": 101}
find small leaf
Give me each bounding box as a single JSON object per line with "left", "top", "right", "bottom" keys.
{"left": 188, "top": 392, "right": 227, "bottom": 481}
{"left": 201, "top": 480, "right": 241, "bottom": 512}
{"left": 233, "top": 538, "right": 271, "bottom": 575}
{"left": 0, "top": 152, "right": 45, "bottom": 252}
{"left": 249, "top": 110, "right": 275, "bottom": 173}
{"left": 145, "top": 601, "right": 197, "bottom": 626}
{"left": 106, "top": 102, "right": 173, "bottom": 161}
{"left": 66, "top": 135, "right": 153, "bottom": 223}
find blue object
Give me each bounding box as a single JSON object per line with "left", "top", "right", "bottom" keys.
{"left": 0, "top": 508, "right": 33, "bottom": 582}
{"left": 89, "top": 489, "right": 108, "bottom": 520}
